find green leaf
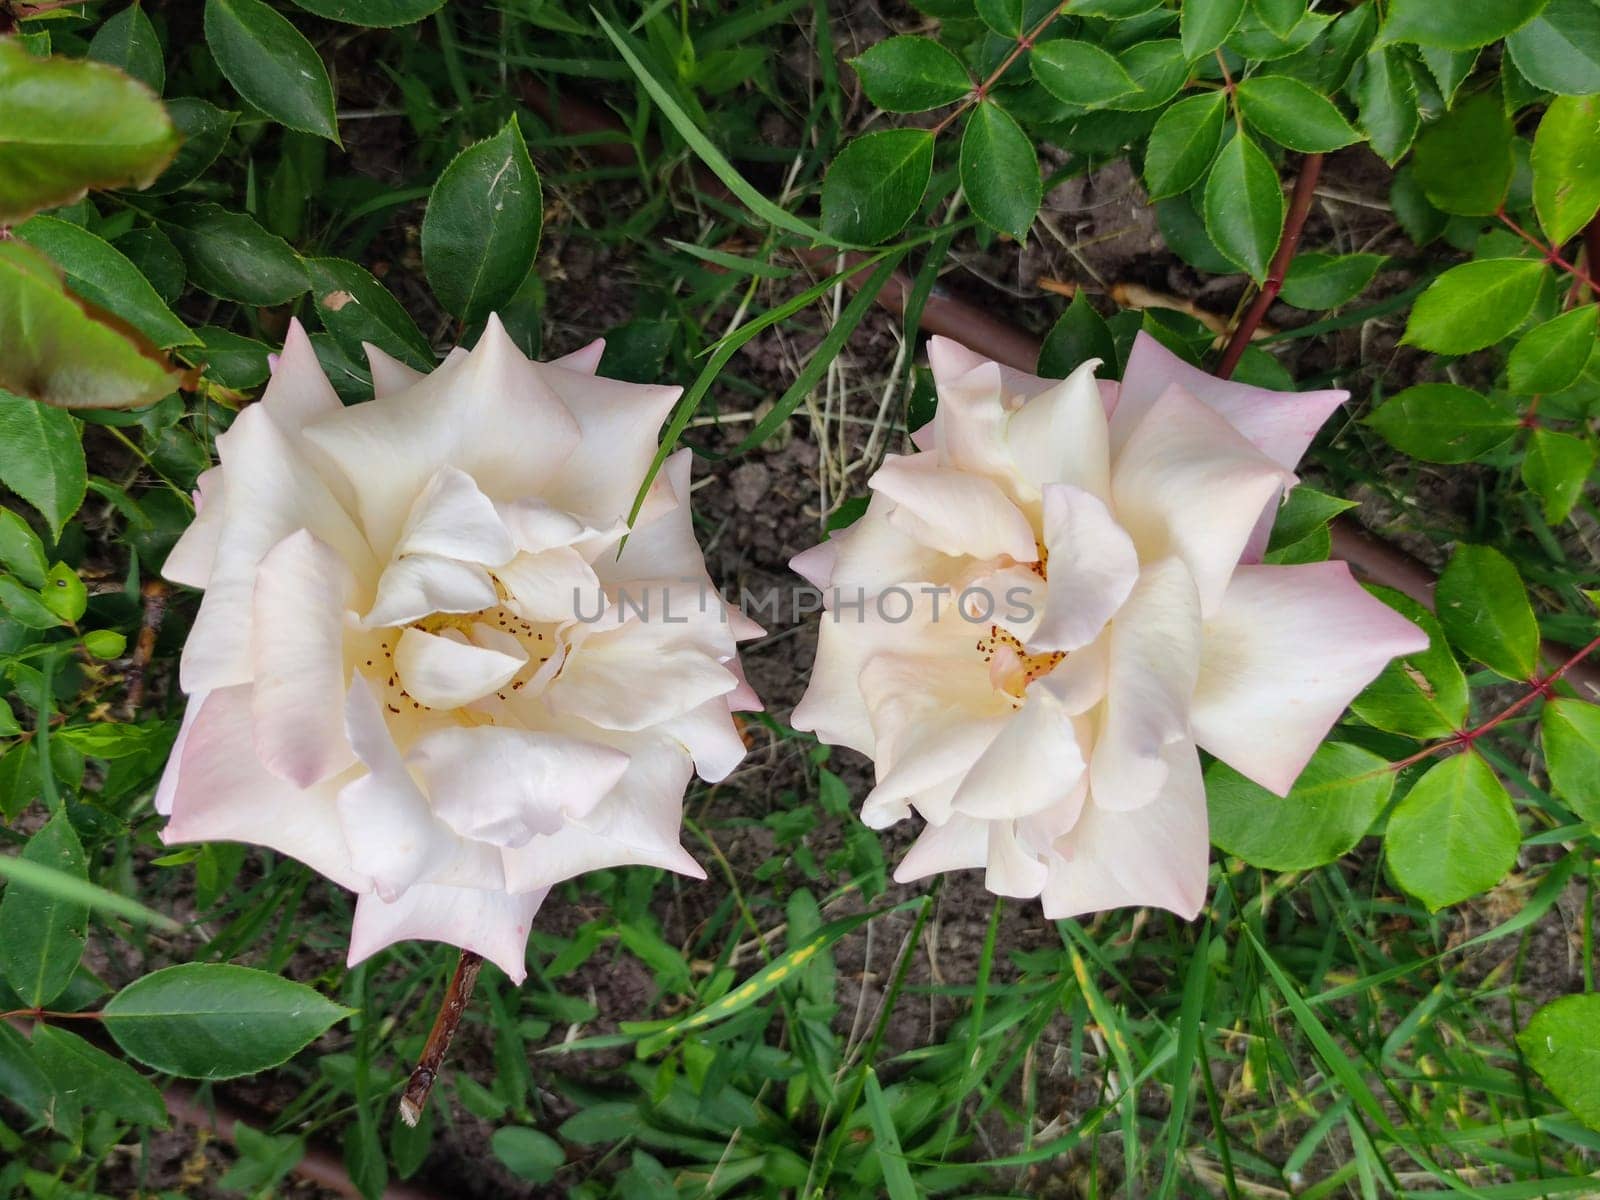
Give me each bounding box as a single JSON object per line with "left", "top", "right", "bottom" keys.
{"left": 1143, "top": 92, "right": 1227, "bottom": 199}
{"left": 160, "top": 202, "right": 308, "bottom": 306}
{"left": 1364, "top": 383, "right": 1519, "bottom": 463}
{"left": 1031, "top": 40, "right": 1139, "bottom": 106}
{"left": 0, "top": 575, "right": 64, "bottom": 628}
{"left": 1417, "top": 46, "right": 1478, "bottom": 107}
{"left": 203, "top": 0, "right": 341, "bottom": 143}
{"left": 285, "top": 0, "right": 444, "bottom": 25}
{"left": 491, "top": 1127, "right": 565, "bottom": 1183}
{"left": 1542, "top": 699, "right": 1600, "bottom": 824}
{"left": 1039, "top": 291, "right": 1116, "bottom": 377}
{"left": 1384, "top": 0, "right": 1549, "bottom": 49}
{"left": 1202, "top": 132, "right": 1283, "bottom": 280}
{"left": 41, "top": 562, "right": 86, "bottom": 623}
{"left": 30, "top": 1024, "right": 168, "bottom": 1128}
{"left": 1519, "top": 994, "right": 1600, "bottom": 1130}
{"left": 0, "top": 39, "right": 180, "bottom": 224}
{"left": 1353, "top": 47, "right": 1419, "bottom": 165}
{"left": 1523, "top": 427, "right": 1595, "bottom": 523}
{"left": 974, "top": 0, "right": 1054, "bottom": 38}
{"left": 306, "top": 257, "right": 434, "bottom": 370}
{"left": 1208, "top": 742, "right": 1395, "bottom": 871}
{"left": 147, "top": 98, "right": 237, "bottom": 195}
{"left": 0, "top": 1023, "right": 55, "bottom": 1126}
{"left": 1264, "top": 485, "right": 1357, "bottom": 554}
{"left": 0, "top": 394, "right": 82, "bottom": 539}
{"left": 1411, "top": 93, "right": 1514, "bottom": 216}
{"left": 1351, "top": 588, "right": 1470, "bottom": 739}
{"left": 195, "top": 325, "right": 272, "bottom": 389}
{"left": 83, "top": 629, "right": 128, "bottom": 659}
{"left": 16, "top": 216, "right": 197, "bottom": 349}
{"left": 1509, "top": 305, "right": 1598, "bottom": 394}
{"left": 1280, "top": 252, "right": 1383, "bottom": 309}
{"left": 1236, "top": 75, "right": 1361, "bottom": 152}
{"left": 1507, "top": 0, "right": 1600, "bottom": 96}
{"left": 1533, "top": 94, "right": 1600, "bottom": 247}
{"left": 420, "top": 117, "right": 543, "bottom": 325}
{"left": 849, "top": 36, "right": 971, "bottom": 112}
{"left": 0, "top": 508, "right": 48, "bottom": 589}
{"left": 0, "top": 241, "right": 181, "bottom": 411}
{"left": 88, "top": 4, "right": 165, "bottom": 94}
{"left": 1181, "top": 0, "right": 1247, "bottom": 59}
{"left": 103, "top": 963, "right": 353, "bottom": 1080}
{"left": 1401, "top": 258, "right": 1548, "bottom": 355}
{"left": 821, "top": 129, "right": 934, "bottom": 246}
{"left": 1113, "top": 39, "right": 1191, "bottom": 111}
{"left": 1436, "top": 544, "right": 1541, "bottom": 681}
{"left": 960, "top": 101, "right": 1040, "bottom": 240}
{"left": 1386, "top": 752, "right": 1519, "bottom": 912}
{"left": 0, "top": 812, "right": 88, "bottom": 1008}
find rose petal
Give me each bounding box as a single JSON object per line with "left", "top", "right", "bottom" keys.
{"left": 363, "top": 554, "right": 498, "bottom": 628}
{"left": 407, "top": 725, "right": 630, "bottom": 848}
{"left": 161, "top": 686, "right": 367, "bottom": 891}
{"left": 1044, "top": 739, "right": 1208, "bottom": 920}
{"left": 393, "top": 626, "right": 525, "bottom": 709}
{"left": 1005, "top": 357, "right": 1111, "bottom": 502}
{"left": 870, "top": 453, "right": 1038, "bottom": 563}
{"left": 348, "top": 884, "right": 546, "bottom": 984}
{"left": 1089, "top": 557, "right": 1202, "bottom": 812}
{"left": 394, "top": 465, "right": 516, "bottom": 567}
{"left": 1111, "top": 331, "right": 1347, "bottom": 470}
{"left": 1110, "top": 383, "right": 1292, "bottom": 615}
{"left": 251, "top": 530, "right": 358, "bottom": 787}
{"left": 951, "top": 688, "right": 1087, "bottom": 822}
{"left": 1028, "top": 483, "right": 1139, "bottom": 654}
{"left": 1191, "top": 561, "right": 1429, "bottom": 794}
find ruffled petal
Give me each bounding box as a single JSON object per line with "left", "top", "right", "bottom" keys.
{"left": 1089, "top": 557, "right": 1202, "bottom": 812}
{"left": 493, "top": 547, "right": 600, "bottom": 623}
{"left": 870, "top": 453, "right": 1038, "bottom": 563}
{"left": 393, "top": 626, "right": 525, "bottom": 709}
{"left": 363, "top": 343, "right": 425, "bottom": 398}
{"left": 1028, "top": 483, "right": 1139, "bottom": 654}
{"left": 789, "top": 540, "right": 838, "bottom": 591}
{"left": 363, "top": 554, "right": 497, "bottom": 628}
{"left": 394, "top": 465, "right": 516, "bottom": 567}
{"left": 1110, "top": 384, "right": 1291, "bottom": 615}
{"left": 163, "top": 467, "right": 224, "bottom": 589}
{"left": 548, "top": 621, "right": 736, "bottom": 732}
{"left": 153, "top": 689, "right": 208, "bottom": 816}
{"left": 337, "top": 676, "right": 497, "bottom": 900}
{"left": 161, "top": 685, "right": 367, "bottom": 891}
{"left": 1191, "top": 562, "right": 1429, "bottom": 794}
{"left": 260, "top": 320, "right": 341, "bottom": 432}
{"left": 549, "top": 338, "right": 604, "bottom": 374}
{"left": 407, "top": 725, "right": 630, "bottom": 848}
{"left": 250, "top": 531, "right": 358, "bottom": 787}
{"left": 985, "top": 819, "right": 1049, "bottom": 898}
{"left": 180, "top": 404, "right": 372, "bottom": 693}
{"left": 951, "top": 688, "right": 1087, "bottom": 822}
{"left": 348, "top": 884, "right": 546, "bottom": 984}
{"left": 500, "top": 738, "right": 704, "bottom": 891}
{"left": 1004, "top": 358, "right": 1111, "bottom": 502}
{"left": 1043, "top": 739, "right": 1208, "bottom": 920}
{"left": 539, "top": 361, "right": 680, "bottom": 522}
{"left": 1111, "top": 331, "right": 1347, "bottom": 471}
{"left": 305, "top": 316, "right": 581, "bottom": 555}
{"left": 893, "top": 812, "right": 990, "bottom": 883}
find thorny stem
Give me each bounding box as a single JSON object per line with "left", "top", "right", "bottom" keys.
{"left": 1497, "top": 207, "right": 1600, "bottom": 294}
{"left": 1215, "top": 153, "right": 1325, "bottom": 379}
{"left": 398, "top": 949, "right": 483, "bottom": 1127}
{"left": 122, "top": 579, "right": 169, "bottom": 717}
{"left": 0, "top": 1008, "right": 104, "bottom": 1021}
{"left": 930, "top": 0, "right": 1074, "bottom": 137}
{"left": 1387, "top": 631, "right": 1600, "bottom": 773}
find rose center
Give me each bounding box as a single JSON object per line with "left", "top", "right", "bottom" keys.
{"left": 975, "top": 624, "right": 1065, "bottom": 700}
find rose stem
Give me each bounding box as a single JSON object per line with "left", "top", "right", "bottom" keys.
{"left": 1215, "top": 152, "right": 1325, "bottom": 380}
{"left": 398, "top": 949, "right": 483, "bottom": 1127}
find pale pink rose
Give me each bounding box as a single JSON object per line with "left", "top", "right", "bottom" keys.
{"left": 790, "top": 333, "right": 1425, "bottom": 918}
{"left": 156, "top": 318, "right": 759, "bottom": 981}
